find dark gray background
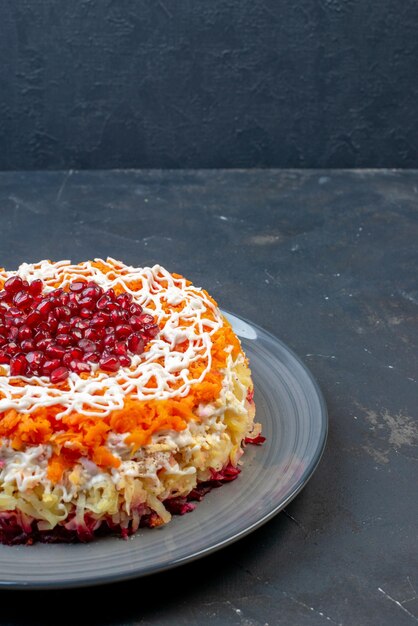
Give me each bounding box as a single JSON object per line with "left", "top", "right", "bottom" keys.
{"left": 0, "top": 0, "right": 417, "bottom": 171}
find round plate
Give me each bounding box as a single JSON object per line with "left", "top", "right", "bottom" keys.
{"left": 0, "top": 311, "right": 327, "bottom": 589}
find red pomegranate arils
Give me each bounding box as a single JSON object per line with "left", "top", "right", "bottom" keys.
{"left": 50, "top": 366, "right": 69, "bottom": 384}
{"left": 0, "top": 275, "right": 159, "bottom": 381}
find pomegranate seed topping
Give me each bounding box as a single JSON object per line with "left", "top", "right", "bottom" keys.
{"left": 115, "top": 324, "right": 131, "bottom": 339}
{"left": 26, "top": 311, "right": 42, "bottom": 327}
{"left": 81, "top": 286, "right": 102, "bottom": 300}
{"left": 18, "top": 325, "right": 32, "bottom": 341}
{"left": 28, "top": 280, "right": 43, "bottom": 296}
{"left": 55, "top": 333, "right": 72, "bottom": 347}
{"left": 4, "top": 276, "right": 24, "bottom": 294}
{"left": 8, "top": 327, "right": 19, "bottom": 341}
{"left": 96, "top": 295, "right": 111, "bottom": 310}
{"left": 50, "top": 366, "right": 69, "bottom": 384}
{"left": 57, "top": 321, "right": 71, "bottom": 334}
{"left": 42, "top": 359, "right": 61, "bottom": 374}
{"left": 20, "top": 339, "right": 35, "bottom": 352}
{"left": 69, "top": 281, "right": 86, "bottom": 293}
{"left": 62, "top": 352, "right": 73, "bottom": 367}
{"left": 72, "top": 361, "right": 90, "bottom": 373}
{"left": 35, "top": 337, "right": 53, "bottom": 351}
{"left": 140, "top": 314, "right": 155, "bottom": 324}
{"left": 70, "top": 348, "right": 84, "bottom": 360}
{"left": 37, "top": 299, "right": 53, "bottom": 317}
{"left": 74, "top": 319, "right": 89, "bottom": 331}
{"left": 103, "top": 334, "right": 115, "bottom": 348}
{"left": 143, "top": 324, "right": 159, "bottom": 337}
{"left": 128, "top": 333, "right": 144, "bottom": 354}
{"left": 71, "top": 329, "right": 83, "bottom": 341}
{"left": 13, "top": 291, "right": 33, "bottom": 309}
{"left": 78, "top": 338, "right": 97, "bottom": 353}
{"left": 46, "top": 344, "right": 66, "bottom": 359}
{"left": 78, "top": 297, "right": 96, "bottom": 310}
{"left": 0, "top": 276, "right": 160, "bottom": 380}
{"left": 26, "top": 351, "right": 45, "bottom": 367}
{"left": 119, "top": 355, "right": 131, "bottom": 367}
{"left": 129, "top": 315, "right": 143, "bottom": 330}
{"left": 10, "top": 355, "right": 27, "bottom": 376}
{"left": 55, "top": 306, "right": 71, "bottom": 320}
{"left": 114, "top": 341, "right": 127, "bottom": 356}
{"left": 99, "top": 355, "right": 120, "bottom": 372}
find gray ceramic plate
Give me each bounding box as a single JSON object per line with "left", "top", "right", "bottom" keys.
{"left": 0, "top": 311, "right": 327, "bottom": 589}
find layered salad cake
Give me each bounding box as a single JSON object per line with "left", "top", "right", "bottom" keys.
{"left": 0, "top": 258, "right": 262, "bottom": 543}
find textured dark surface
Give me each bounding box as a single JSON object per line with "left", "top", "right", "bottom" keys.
{"left": 0, "top": 1, "right": 417, "bottom": 171}
{"left": 0, "top": 168, "right": 417, "bottom": 625}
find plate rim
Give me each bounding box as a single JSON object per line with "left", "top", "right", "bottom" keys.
{"left": 0, "top": 310, "right": 328, "bottom": 589}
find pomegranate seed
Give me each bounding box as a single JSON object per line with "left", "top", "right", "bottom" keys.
{"left": 74, "top": 319, "right": 89, "bottom": 331}
{"left": 129, "top": 303, "right": 143, "bottom": 315}
{"left": 35, "top": 337, "right": 53, "bottom": 351}
{"left": 26, "top": 310, "right": 42, "bottom": 327}
{"left": 99, "top": 355, "right": 120, "bottom": 372}
{"left": 143, "top": 324, "right": 159, "bottom": 338}
{"left": 72, "top": 361, "right": 90, "bottom": 373}
{"left": 20, "top": 339, "right": 35, "bottom": 352}
{"left": 89, "top": 313, "right": 107, "bottom": 328}
{"left": 116, "top": 293, "right": 133, "bottom": 308}
{"left": 10, "top": 354, "right": 27, "bottom": 376}
{"left": 56, "top": 333, "right": 72, "bottom": 347}
{"left": 119, "top": 355, "right": 131, "bottom": 367}
{"left": 28, "top": 279, "right": 43, "bottom": 296}
{"left": 110, "top": 309, "right": 121, "bottom": 324}
{"left": 46, "top": 344, "right": 66, "bottom": 359}
{"left": 139, "top": 314, "right": 155, "bottom": 324}
{"left": 68, "top": 301, "right": 80, "bottom": 313}
{"left": 128, "top": 333, "right": 144, "bottom": 354}
{"left": 57, "top": 322, "right": 71, "bottom": 334}
{"left": 62, "top": 352, "right": 73, "bottom": 367}
{"left": 0, "top": 325, "right": 6, "bottom": 337}
{"left": 96, "top": 295, "right": 111, "bottom": 310}
{"left": 37, "top": 299, "right": 53, "bottom": 317}
{"left": 115, "top": 324, "right": 131, "bottom": 339}
{"left": 82, "top": 352, "right": 99, "bottom": 363}
{"left": 13, "top": 291, "right": 33, "bottom": 309}
{"left": 26, "top": 351, "right": 45, "bottom": 368}
{"left": 46, "top": 313, "right": 58, "bottom": 332}
{"left": 69, "top": 281, "right": 86, "bottom": 293}
{"left": 80, "top": 307, "right": 92, "bottom": 319}
{"left": 71, "top": 329, "right": 83, "bottom": 341}
{"left": 4, "top": 276, "right": 24, "bottom": 293}
{"left": 84, "top": 328, "right": 99, "bottom": 341}
{"left": 50, "top": 366, "right": 69, "bottom": 384}
{"left": 0, "top": 350, "right": 8, "bottom": 363}
{"left": 81, "top": 285, "right": 102, "bottom": 300}
{"left": 78, "top": 338, "right": 97, "bottom": 353}
{"left": 18, "top": 325, "right": 32, "bottom": 341}
{"left": 34, "top": 329, "right": 50, "bottom": 342}
{"left": 103, "top": 334, "right": 115, "bottom": 348}
{"left": 8, "top": 327, "right": 19, "bottom": 341}
{"left": 129, "top": 315, "right": 143, "bottom": 331}
{"left": 78, "top": 297, "right": 96, "bottom": 310}
{"left": 70, "top": 348, "right": 83, "bottom": 360}
{"left": 42, "top": 359, "right": 61, "bottom": 374}
{"left": 55, "top": 306, "right": 71, "bottom": 320}
{"left": 59, "top": 293, "right": 70, "bottom": 306}
{"left": 114, "top": 341, "right": 127, "bottom": 356}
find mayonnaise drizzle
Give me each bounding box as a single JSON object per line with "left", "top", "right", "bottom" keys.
{"left": 0, "top": 259, "right": 224, "bottom": 418}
